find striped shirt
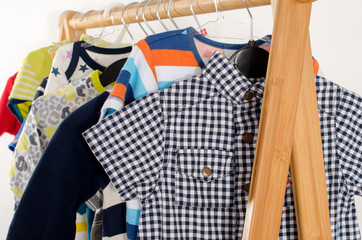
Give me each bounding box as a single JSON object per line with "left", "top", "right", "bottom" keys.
{"left": 100, "top": 27, "right": 272, "bottom": 118}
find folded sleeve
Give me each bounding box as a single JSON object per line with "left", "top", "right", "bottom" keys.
{"left": 83, "top": 93, "right": 164, "bottom": 202}
{"left": 335, "top": 87, "right": 362, "bottom": 197}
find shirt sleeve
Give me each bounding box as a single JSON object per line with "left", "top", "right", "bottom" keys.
{"left": 8, "top": 46, "right": 53, "bottom": 122}
{"left": 83, "top": 93, "right": 164, "bottom": 202}
{"left": 335, "top": 87, "right": 362, "bottom": 197}
{"left": 0, "top": 73, "right": 21, "bottom": 136}
{"left": 8, "top": 119, "right": 25, "bottom": 152}
{"left": 99, "top": 39, "right": 158, "bottom": 119}
{"left": 9, "top": 107, "right": 42, "bottom": 206}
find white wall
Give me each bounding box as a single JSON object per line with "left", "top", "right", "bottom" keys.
{"left": 0, "top": 0, "right": 361, "bottom": 238}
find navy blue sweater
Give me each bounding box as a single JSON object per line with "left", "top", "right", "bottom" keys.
{"left": 7, "top": 92, "right": 111, "bottom": 240}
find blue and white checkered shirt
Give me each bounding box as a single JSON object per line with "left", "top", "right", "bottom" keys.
{"left": 83, "top": 51, "right": 362, "bottom": 239}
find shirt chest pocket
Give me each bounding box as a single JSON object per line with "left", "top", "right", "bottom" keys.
{"left": 175, "top": 148, "right": 235, "bottom": 208}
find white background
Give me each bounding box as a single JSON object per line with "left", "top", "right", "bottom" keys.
{"left": 0, "top": 0, "right": 361, "bottom": 238}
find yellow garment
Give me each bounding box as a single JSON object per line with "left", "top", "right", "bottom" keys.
{"left": 80, "top": 33, "right": 131, "bottom": 48}
{"left": 9, "top": 46, "right": 53, "bottom": 122}
{"left": 8, "top": 35, "right": 117, "bottom": 123}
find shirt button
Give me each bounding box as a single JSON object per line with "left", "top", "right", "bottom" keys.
{"left": 243, "top": 183, "right": 250, "bottom": 193}
{"left": 243, "top": 91, "right": 255, "bottom": 101}
{"left": 242, "top": 133, "right": 254, "bottom": 143}
{"left": 201, "top": 167, "right": 212, "bottom": 177}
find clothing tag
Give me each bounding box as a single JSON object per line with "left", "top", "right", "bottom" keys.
{"left": 200, "top": 28, "right": 208, "bottom": 36}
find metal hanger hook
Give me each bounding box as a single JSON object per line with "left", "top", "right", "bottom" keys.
{"left": 243, "top": 0, "right": 254, "bottom": 41}
{"left": 80, "top": 10, "right": 95, "bottom": 22}
{"left": 142, "top": 0, "right": 156, "bottom": 34}
{"left": 199, "top": 0, "right": 219, "bottom": 28}
{"left": 157, "top": 0, "right": 169, "bottom": 31}
{"left": 211, "top": 0, "right": 220, "bottom": 24}
{"left": 71, "top": 12, "right": 81, "bottom": 38}
{"left": 136, "top": 1, "right": 149, "bottom": 35}
{"left": 167, "top": 0, "right": 179, "bottom": 29}
{"left": 96, "top": 9, "right": 107, "bottom": 38}
{"left": 122, "top": 2, "right": 138, "bottom": 46}
{"left": 109, "top": 6, "right": 119, "bottom": 34}
{"left": 103, "top": 3, "right": 126, "bottom": 35}
{"left": 190, "top": 0, "right": 203, "bottom": 30}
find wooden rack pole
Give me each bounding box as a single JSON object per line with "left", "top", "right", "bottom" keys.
{"left": 270, "top": 1, "right": 331, "bottom": 238}
{"left": 58, "top": 11, "right": 86, "bottom": 42}
{"left": 242, "top": 0, "right": 315, "bottom": 238}
{"left": 59, "top": 0, "right": 271, "bottom": 41}
{"left": 290, "top": 34, "right": 332, "bottom": 239}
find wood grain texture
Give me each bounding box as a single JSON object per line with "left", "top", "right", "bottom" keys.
{"left": 270, "top": 1, "right": 331, "bottom": 238}
{"left": 296, "top": 0, "right": 317, "bottom": 2}
{"left": 290, "top": 34, "right": 332, "bottom": 239}
{"left": 60, "top": 0, "right": 271, "bottom": 33}
{"left": 242, "top": 0, "right": 312, "bottom": 239}
{"left": 58, "top": 11, "right": 85, "bottom": 42}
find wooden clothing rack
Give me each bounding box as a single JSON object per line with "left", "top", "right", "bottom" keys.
{"left": 59, "top": 0, "right": 332, "bottom": 239}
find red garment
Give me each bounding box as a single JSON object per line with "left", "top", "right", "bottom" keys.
{"left": 0, "top": 73, "right": 21, "bottom": 136}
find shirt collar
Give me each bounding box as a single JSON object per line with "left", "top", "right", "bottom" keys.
{"left": 200, "top": 50, "right": 265, "bottom": 104}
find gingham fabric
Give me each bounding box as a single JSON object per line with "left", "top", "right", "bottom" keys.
{"left": 83, "top": 51, "right": 362, "bottom": 239}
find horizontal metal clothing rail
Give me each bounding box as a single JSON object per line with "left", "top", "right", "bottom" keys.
{"left": 58, "top": 0, "right": 332, "bottom": 239}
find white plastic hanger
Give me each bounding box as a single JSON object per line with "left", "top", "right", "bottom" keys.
{"left": 103, "top": 3, "right": 128, "bottom": 44}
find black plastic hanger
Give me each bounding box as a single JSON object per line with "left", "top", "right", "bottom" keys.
{"left": 229, "top": 0, "right": 269, "bottom": 80}
{"left": 99, "top": 58, "right": 127, "bottom": 87}
{"left": 229, "top": 41, "right": 269, "bottom": 79}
